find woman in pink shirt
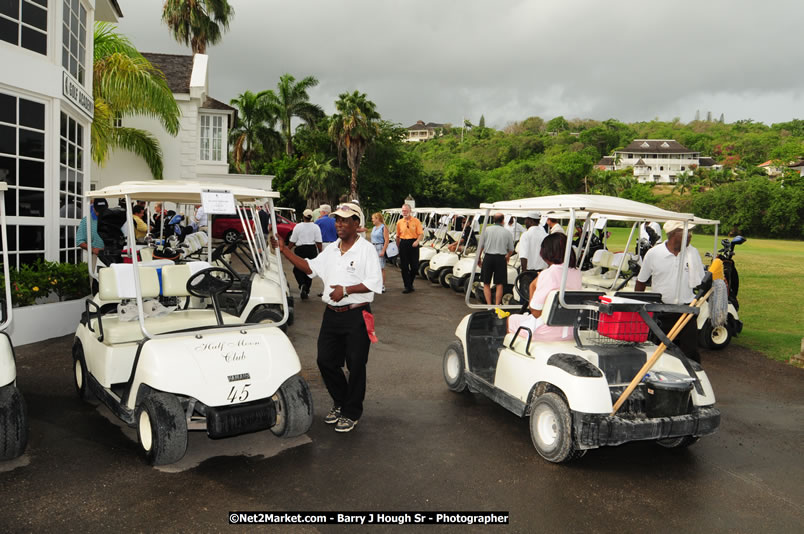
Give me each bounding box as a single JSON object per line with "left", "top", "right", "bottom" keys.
{"left": 507, "top": 233, "right": 582, "bottom": 342}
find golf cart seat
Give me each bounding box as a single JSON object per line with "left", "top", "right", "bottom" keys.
{"left": 93, "top": 263, "right": 240, "bottom": 345}
{"left": 503, "top": 290, "right": 605, "bottom": 354}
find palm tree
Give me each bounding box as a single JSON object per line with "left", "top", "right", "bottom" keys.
{"left": 262, "top": 74, "right": 324, "bottom": 156}
{"left": 295, "top": 154, "right": 339, "bottom": 208}
{"left": 328, "top": 91, "right": 381, "bottom": 202}
{"left": 92, "top": 23, "right": 180, "bottom": 179}
{"left": 161, "top": 0, "right": 234, "bottom": 54}
{"left": 228, "top": 90, "right": 282, "bottom": 173}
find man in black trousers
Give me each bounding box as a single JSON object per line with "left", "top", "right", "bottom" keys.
{"left": 274, "top": 202, "right": 382, "bottom": 432}
{"left": 395, "top": 204, "right": 424, "bottom": 293}
{"left": 286, "top": 209, "right": 322, "bottom": 299}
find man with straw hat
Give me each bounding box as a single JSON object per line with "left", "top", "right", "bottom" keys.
{"left": 635, "top": 220, "right": 705, "bottom": 362}
{"left": 274, "top": 202, "right": 382, "bottom": 433}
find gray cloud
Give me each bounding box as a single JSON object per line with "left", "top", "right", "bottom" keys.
{"left": 117, "top": 0, "right": 804, "bottom": 129}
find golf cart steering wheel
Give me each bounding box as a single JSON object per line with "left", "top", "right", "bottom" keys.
{"left": 514, "top": 270, "right": 540, "bottom": 304}
{"left": 186, "top": 267, "right": 235, "bottom": 299}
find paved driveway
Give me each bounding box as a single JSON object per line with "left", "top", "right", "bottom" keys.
{"left": 1, "top": 263, "right": 802, "bottom": 532}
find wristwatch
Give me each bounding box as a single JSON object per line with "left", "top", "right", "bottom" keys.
{"left": 342, "top": 285, "right": 349, "bottom": 297}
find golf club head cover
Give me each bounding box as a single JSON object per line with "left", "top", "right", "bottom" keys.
{"left": 362, "top": 310, "right": 378, "bottom": 343}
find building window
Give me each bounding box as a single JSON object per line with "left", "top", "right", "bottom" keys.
{"left": 200, "top": 114, "right": 224, "bottom": 161}
{"left": 0, "top": 0, "right": 48, "bottom": 55}
{"left": 59, "top": 111, "right": 83, "bottom": 264}
{"left": 113, "top": 113, "right": 122, "bottom": 128}
{"left": 62, "top": 0, "right": 87, "bottom": 85}
{"left": 0, "top": 90, "right": 47, "bottom": 267}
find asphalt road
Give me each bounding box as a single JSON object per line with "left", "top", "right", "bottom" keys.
{"left": 1, "top": 261, "right": 802, "bottom": 533}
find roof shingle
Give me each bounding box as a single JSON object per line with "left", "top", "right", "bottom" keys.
{"left": 142, "top": 53, "right": 195, "bottom": 94}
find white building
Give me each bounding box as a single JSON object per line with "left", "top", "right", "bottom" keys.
{"left": 404, "top": 120, "right": 445, "bottom": 142}
{"left": 0, "top": 0, "right": 122, "bottom": 268}
{"left": 92, "top": 52, "right": 272, "bottom": 191}
{"left": 596, "top": 139, "right": 720, "bottom": 184}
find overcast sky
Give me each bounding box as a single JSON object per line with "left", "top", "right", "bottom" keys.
{"left": 116, "top": 0, "right": 804, "bottom": 129}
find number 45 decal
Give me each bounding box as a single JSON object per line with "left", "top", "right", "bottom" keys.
{"left": 227, "top": 383, "right": 250, "bottom": 403}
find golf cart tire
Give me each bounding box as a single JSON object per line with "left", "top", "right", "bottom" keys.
{"left": 473, "top": 284, "right": 486, "bottom": 304}
{"left": 270, "top": 375, "right": 314, "bottom": 438}
{"left": 439, "top": 269, "right": 452, "bottom": 288}
{"left": 443, "top": 341, "right": 467, "bottom": 393}
{"left": 501, "top": 290, "right": 514, "bottom": 306}
{"left": 699, "top": 319, "right": 732, "bottom": 350}
{"left": 223, "top": 229, "right": 241, "bottom": 244}
{"left": 450, "top": 275, "right": 467, "bottom": 293}
{"left": 136, "top": 392, "right": 188, "bottom": 466}
{"left": 72, "top": 343, "right": 94, "bottom": 403}
{"left": 250, "top": 307, "right": 287, "bottom": 333}
{"left": 418, "top": 261, "right": 429, "bottom": 279}
{"left": 528, "top": 392, "right": 578, "bottom": 463}
{"left": 0, "top": 384, "right": 28, "bottom": 460}
{"left": 656, "top": 436, "right": 699, "bottom": 449}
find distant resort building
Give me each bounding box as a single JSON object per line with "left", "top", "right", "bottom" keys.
{"left": 759, "top": 159, "right": 804, "bottom": 177}
{"left": 596, "top": 139, "right": 721, "bottom": 184}
{"left": 404, "top": 120, "right": 445, "bottom": 142}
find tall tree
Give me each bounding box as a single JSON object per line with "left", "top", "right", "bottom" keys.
{"left": 228, "top": 90, "right": 281, "bottom": 173}
{"left": 161, "top": 0, "right": 234, "bottom": 54}
{"left": 263, "top": 74, "right": 324, "bottom": 156}
{"left": 328, "top": 91, "right": 381, "bottom": 202}
{"left": 295, "top": 154, "right": 339, "bottom": 208}
{"left": 92, "top": 23, "right": 180, "bottom": 179}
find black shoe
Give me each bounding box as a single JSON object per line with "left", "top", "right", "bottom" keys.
{"left": 300, "top": 290, "right": 309, "bottom": 300}
{"left": 402, "top": 288, "right": 413, "bottom": 294}
{"left": 317, "top": 292, "right": 323, "bottom": 297}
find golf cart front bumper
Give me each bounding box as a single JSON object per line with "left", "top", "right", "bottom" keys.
{"left": 206, "top": 397, "right": 276, "bottom": 439}
{"left": 572, "top": 406, "right": 720, "bottom": 449}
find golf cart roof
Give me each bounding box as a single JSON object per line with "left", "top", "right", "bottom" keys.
{"left": 481, "top": 195, "right": 696, "bottom": 223}
{"left": 88, "top": 181, "right": 279, "bottom": 203}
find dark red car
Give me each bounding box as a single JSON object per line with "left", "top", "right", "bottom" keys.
{"left": 212, "top": 213, "right": 296, "bottom": 243}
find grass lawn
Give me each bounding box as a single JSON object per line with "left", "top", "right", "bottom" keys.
{"left": 604, "top": 227, "right": 803, "bottom": 362}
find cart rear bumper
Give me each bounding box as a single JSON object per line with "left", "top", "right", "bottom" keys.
{"left": 573, "top": 406, "right": 720, "bottom": 449}
{"left": 206, "top": 398, "right": 276, "bottom": 439}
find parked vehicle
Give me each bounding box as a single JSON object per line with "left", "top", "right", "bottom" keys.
{"left": 0, "top": 182, "right": 27, "bottom": 460}
{"left": 73, "top": 181, "right": 311, "bottom": 465}
{"left": 444, "top": 195, "right": 720, "bottom": 463}
{"left": 697, "top": 235, "right": 745, "bottom": 349}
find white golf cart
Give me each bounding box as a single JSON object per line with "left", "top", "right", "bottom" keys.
{"left": 443, "top": 195, "right": 720, "bottom": 463}
{"left": 0, "top": 182, "right": 27, "bottom": 460}
{"left": 424, "top": 209, "right": 479, "bottom": 286}
{"left": 73, "top": 182, "right": 312, "bottom": 465}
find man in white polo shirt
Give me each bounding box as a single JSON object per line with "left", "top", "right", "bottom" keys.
{"left": 518, "top": 211, "right": 548, "bottom": 273}
{"left": 287, "top": 209, "right": 322, "bottom": 300}
{"left": 275, "top": 202, "right": 382, "bottom": 433}
{"left": 636, "top": 220, "right": 705, "bottom": 362}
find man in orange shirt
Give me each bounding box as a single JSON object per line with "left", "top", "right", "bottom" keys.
{"left": 395, "top": 204, "right": 424, "bottom": 293}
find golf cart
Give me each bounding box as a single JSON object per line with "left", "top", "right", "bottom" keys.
{"left": 697, "top": 234, "right": 745, "bottom": 349}
{"left": 0, "top": 182, "right": 27, "bottom": 460}
{"left": 424, "top": 209, "right": 479, "bottom": 286}
{"left": 443, "top": 195, "right": 720, "bottom": 463}
{"left": 73, "top": 181, "right": 313, "bottom": 465}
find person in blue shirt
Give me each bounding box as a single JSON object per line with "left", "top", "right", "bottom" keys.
{"left": 315, "top": 204, "right": 337, "bottom": 246}
{"left": 77, "top": 198, "right": 107, "bottom": 258}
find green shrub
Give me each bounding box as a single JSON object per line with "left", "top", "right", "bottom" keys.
{"left": 0, "top": 260, "right": 91, "bottom": 307}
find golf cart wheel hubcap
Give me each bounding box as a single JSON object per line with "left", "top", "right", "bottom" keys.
{"left": 535, "top": 407, "right": 558, "bottom": 449}
{"left": 139, "top": 411, "right": 153, "bottom": 452}
{"left": 446, "top": 351, "right": 460, "bottom": 380}
{"left": 712, "top": 326, "right": 728, "bottom": 344}
{"left": 74, "top": 360, "right": 82, "bottom": 388}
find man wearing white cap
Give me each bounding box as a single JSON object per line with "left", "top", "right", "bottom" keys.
{"left": 636, "top": 220, "right": 705, "bottom": 362}
{"left": 517, "top": 211, "right": 548, "bottom": 272}
{"left": 287, "top": 209, "right": 322, "bottom": 300}
{"left": 274, "top": 202, "right": 382, "bottom": 433}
